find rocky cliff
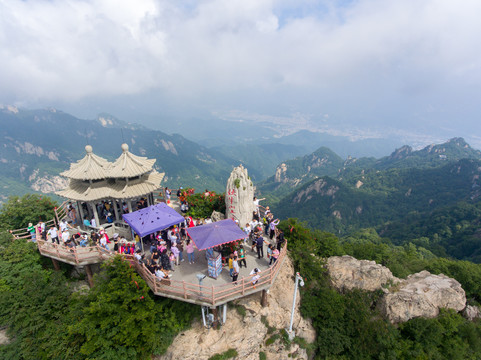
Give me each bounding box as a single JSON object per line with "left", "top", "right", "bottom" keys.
{"left": 327, "top": 256, "right": 467, "bottom": 324}
{"left": 158, "top": 256, "right": 316, "bottom": 360}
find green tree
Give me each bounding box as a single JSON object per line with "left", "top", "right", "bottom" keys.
{"left": 0, "top": 194, "right": 57, "bottom": 230}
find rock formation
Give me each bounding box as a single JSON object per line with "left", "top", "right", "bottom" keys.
{"left": 158, "top": 257, "right": 316, "bottom": 360}
{"left": 463, "top": 305, "right": 481, "bottom": 321}
{"left": 379, "top": 271, "right": 466, "bottom": 323}
{"left": 327, "top": 255, "right": 397, "bottom": 292}
{"left": 225, "top": 165, "right": 255, "bottom": 227}
{"left": 326, "top": 256, "right": 467, "bottom": 324}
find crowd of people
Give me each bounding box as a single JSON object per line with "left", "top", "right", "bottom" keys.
{"left": 27, "top": 188, "right": 284, "bottom": 289}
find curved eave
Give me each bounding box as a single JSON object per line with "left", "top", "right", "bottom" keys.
{"left": 109, "top": 151, "right": 156, "bottom": 178}
{"left": 56, "top": 172, "right": 164, "bottom": 202}
{"left": 61, "top": 153, "right": 112, "bottom": 180}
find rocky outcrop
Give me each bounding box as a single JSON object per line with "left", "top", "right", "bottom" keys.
{"left": 327, "top": 255, "right": 396, "bottom": 292}
{"left": 379, "top": 271, "right": 466, "bottom": 323}
{"left": 463, "top": 305, "right": 481, "bottom": 321}
{"left": 327, "top": 256, "right": 467, "bottom": 324}
{"left": 158, "top": 257, "right": 316, "bottom": 360}
{"left": 210, "top": 210, "right": 225, "bottom": 222}
{"left": 225, "top": 165, "right": 255, "bottom": 226}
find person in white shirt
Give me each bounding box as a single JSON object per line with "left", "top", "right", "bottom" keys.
{"left": 61, "top": 229, "right": 70, "bottom": 245}
{"left": 60, "top": 219, "right": 69, "bottom": 233}
{"left": 47, "top": 226, "right": 59, "bottom": 244}
{"left": 91, "top": 217, "right": 97, "bottom": 228}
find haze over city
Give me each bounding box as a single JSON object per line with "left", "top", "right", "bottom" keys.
{"left": 1, "top": 0, "right": 481, "bottom": 148}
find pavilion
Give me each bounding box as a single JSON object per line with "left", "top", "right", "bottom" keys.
{"left": 56, "top": 144, "right": 164, "bottom": 229}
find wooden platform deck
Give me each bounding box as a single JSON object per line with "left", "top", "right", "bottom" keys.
{"left": 35, "top": 236, "right": 287, "bottom": 307}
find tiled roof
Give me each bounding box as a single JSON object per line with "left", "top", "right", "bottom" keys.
{"left": 60, "top": 145, "right": 112, "bottom": 180}
{"left": 109, "top": 143, "right": 156, "bottom": 178}
{"left": 56, "top": 171, "right": 165, "bottom": 202}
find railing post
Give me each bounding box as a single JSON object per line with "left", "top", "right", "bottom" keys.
{"left": 153, "top": 274, "right": 157, "bottom": 293}
{"left": 55, "top": 243, "right": 60, "bottom": 258}
{"left": 183, "top": 281, "right": 187, "bottom": 299}
{"left": 211, "top": 285, "right": 215, "bottom": 306}
{"left": 54, "top": 207, "right": 59, "bottom": 227}
{"left": 242, "top": 276, "right": 245, "bottom": 295}
{"left": 74, "top": 248, "right": 79, "bottom": 264}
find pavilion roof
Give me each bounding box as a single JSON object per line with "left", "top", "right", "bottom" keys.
{"left": 60, "top": 145, "right": 112, "bottom": 181}
{"left": 109, "top": 143, "right": 156, "bottom": 178}
{"left": 56, "top": 171, "right": 165, "bottom": 202}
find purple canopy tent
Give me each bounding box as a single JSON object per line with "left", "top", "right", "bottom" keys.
{"left": 186, "top": 219, "right": 247, "bottom": 250}
{"left": 122, "top": 202, "right": 185, "bottom": 238}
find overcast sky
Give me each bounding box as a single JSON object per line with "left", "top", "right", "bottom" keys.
{"left": 1, "top": 0, "right": 481, "bottom": 145}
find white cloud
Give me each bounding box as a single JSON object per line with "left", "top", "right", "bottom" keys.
{"left": 1, "top": 0, "right": 481, "bottom": 139}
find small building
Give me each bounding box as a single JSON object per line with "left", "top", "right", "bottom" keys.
{"left": 56, "top": 144, "right": 164, "bottom": 228}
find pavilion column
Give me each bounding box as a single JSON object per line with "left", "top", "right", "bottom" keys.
{"left": 86, "top": 202, "right": 93, "bottom": 221}
{"left": 77, "top": 201, "right": 86, "bottom": 226}
{"left": 127, "top": 200, "right": 133, "bottom": 213}
{"left": 147, "top": 195, "right": 151, "bottom": 207}
{"left": 113, "top": 199, "right": 120, "bottom": 221}
{"left": 92, "top": 202, "right": 100, "bottom": 228}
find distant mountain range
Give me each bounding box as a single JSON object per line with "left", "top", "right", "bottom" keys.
{"left": 259, "top": 138, "right": 481, "bottom": 262}
{"left": 0, "top": 106, "right": 411, "bottom": 202}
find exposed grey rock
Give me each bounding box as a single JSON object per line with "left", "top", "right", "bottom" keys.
{"left": 462, "top": 305, "right": 481, "bottom": 321}
{"left": 225, "top": 165, "right": 255, "bottom": 227}
{"left": 327, "top": 255, "right": 397, "bottom": 292}
{"left": 379, "top": 270, "right": 466, "bottom": 323}
{"left": 210, "top": 211, "right": 225, "bottom": 222}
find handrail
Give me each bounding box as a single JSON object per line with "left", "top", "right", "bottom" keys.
{"left": 11, "top": 219, "right": 288, "bottom": 307}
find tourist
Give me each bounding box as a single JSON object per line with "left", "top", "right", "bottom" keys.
{"left": 267, "top": 244, "right": 273, "bottom": 263}
{"left": 160, "top": 249, "right": 172, "bottom": 270}
{"left": 250, "top": 268, "right": 261, "bottom": 287}
{"left": 238, "top": 245, "right": 247, "bottom": 268}
{"left": 177, "top": 240, "right": 184, "bottom": 262}
{"left": 176, "top": 187, "right": 182, "bottom": 198}
{"left": 165, "top": 187, "right": 171, "bottom": 202}
{"left": 99, "top": 234, "right": 109, "bottom": 251}
{"left": 232, "top": 256, "right": 240, "bottom": 284}
{"left": 91, "top": 216, "right": 97, "bottom": 228}
{"left": 83, "top": 218, "right": 91, "bottom": 227}
{"left": 38, "top": 220, "right": 46, "bottom": 240}
{"left": 79, "top": 234, "right": 89, "bottom": 247}
{"left": 276, "top": 230, "right": 285, "bottom": 251}
{"left": 61, "top": 228, "right": 70, "bottom": 245}
{"left": 151, "top": 248, "right": 160, "bottom": 264}
{"left": 186, "top": 239, "right": 195, "bottom": 264}
{"left": 269, "top": 218, "right": 280, "bottom": 239}
{"left": 27, "top": 222, "right": 36, "bottom": 241}
{"left": 256, "top": 234, "right": 264, "bottom": 259}
{"left": 47, "top": 225, "right": 59, "bottom": 244}
{"left": 134, "top": 250, "right": 142, "bottom": 263}
{"left": 253, "top": 196, "right": 265, "bottom": 216}
{"left": 228, "top": 253, "right": 234, "bottom": 277}
{"left": 180, "top": 202, "right": 189, "bottom": 213}
{"left": 171, "top": 243, "right": 180, "bottom": 266}
{"left": 271, "top": 247, "right": 280, "bottom": 265}
{"left": 60, "top": 219, "right": 69, "bottom": 233}
{"left": 68, "top": 205, "right": 77, "bottom": 225}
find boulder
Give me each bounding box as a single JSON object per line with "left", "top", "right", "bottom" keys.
{"left": 379, "top": 270, "right": 466, "bottom": 323}
{"left": 225, "top": 165, "right": 255, "bottom": 227}
{"left": 210, "top": 211, "right": 225, "bottom": 222}
{"left": 326, "top": 255, "right": 397, "bottom": 292}
{"left": 463, "top": 305, "right": 481, "bottom": 321}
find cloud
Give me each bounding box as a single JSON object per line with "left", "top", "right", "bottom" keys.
{"left": 1, "top": 0, "right": 481, "bottom": 139}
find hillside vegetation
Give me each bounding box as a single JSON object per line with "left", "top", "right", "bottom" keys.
{"left": 264, "top": 138, "right": 481, "bottom": 263}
